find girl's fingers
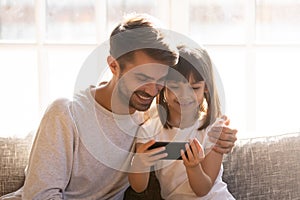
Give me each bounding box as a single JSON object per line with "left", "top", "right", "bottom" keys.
{"left": 189, "top": 140, "right": 197, "bottom": 157}
{"left": 193, "top": 139, "right": 204, "bottom": 159}
{"left": 181, "top": 149, "right": 188, "bottom": 161}
{"left": 185, "top": 143, "right": 193, "bottom": 160}
{"left": 193, "top": 139, "right": 202, "bottom": 152}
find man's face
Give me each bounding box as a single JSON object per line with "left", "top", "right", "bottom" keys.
{"left": 116, "top": 51, "right": 169, "bottom": 112}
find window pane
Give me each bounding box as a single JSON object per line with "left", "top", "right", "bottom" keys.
{"left": 0, "top": 0, "right": 35, "bottom": 42}
{"left": 207, "top": 47, "right": 247, "bottom": 135}
{"left": 106, "top": 0, "right": 165, "bottom": 34}
{"left": 0, "top": 47, "right": 38, "bottom": 137}
{"left": 46, "top": 0, "right": 96, "bottom": 43}
{"left": 44, "top": 46, "right": 95, "bottom": 109}
{"left": 255, "top": 47, "right": 300, "bottom": 135}
{"left": 256, "top": 0, "right": 300, "bottom": 44}
{"left": 189, "top": 0, "right": 247, "bottom": 44}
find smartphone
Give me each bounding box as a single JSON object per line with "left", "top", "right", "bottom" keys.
{"left": 148, "top": 141, "right": 189, "bottom": 160}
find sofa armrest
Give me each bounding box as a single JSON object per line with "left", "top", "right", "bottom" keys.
{"left": 0, "top": 135, "right": 32, "bottom": 196}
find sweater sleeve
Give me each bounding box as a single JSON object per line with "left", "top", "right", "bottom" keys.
{"left": 136, "top": 117, "right": 161, "bottom": 144}
{"left": 22, "top": 99, "right": 75, "bottom": 200}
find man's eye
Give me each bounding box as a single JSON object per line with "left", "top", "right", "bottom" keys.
{"left": 168, "top": 85, "right": 179, "bottom": 89}
{"left": 192, "top": 87, "right": 200, "bottom": 90}
{"left": 156, "top": 79, "right": 166, "bottom": 85}
{"left": 137, "top": 77, "right": 148, "bottom": 82}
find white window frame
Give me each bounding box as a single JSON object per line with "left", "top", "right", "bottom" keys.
{"left": 1, "top": 0, "right": 299, "bottom": 138}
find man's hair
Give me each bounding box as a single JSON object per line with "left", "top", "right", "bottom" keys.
{"left": 109, "top": 13, "right": 179, "bottom": 69}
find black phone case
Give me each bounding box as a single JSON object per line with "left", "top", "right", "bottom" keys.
{"left": 148, "top": 142, "right": 189, "bottom": 160}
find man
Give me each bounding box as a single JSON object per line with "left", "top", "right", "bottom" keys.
{"left": 1, "top": 13, "right": 237, "bottom": 200}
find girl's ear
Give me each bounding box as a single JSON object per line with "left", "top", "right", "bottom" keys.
{"left": 107, "top": 56, "right": 120, "bottom": 76}
{"left": 203, "top": 85, "right": 210, "bottom": 108}
{"left": 204, "top": 84, "right": 209, "bottom": 93}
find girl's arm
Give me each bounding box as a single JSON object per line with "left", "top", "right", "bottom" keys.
{"left": 183, "top": 117, "right": 229, "bottom": 197}
{"left": 181, "top": 139, "right": 223, "bottom": 197}
{"left": 128, "top": 140, "right": 167, "bottom": 193}
{"left": 201, "top": 148, "right": 223, "bottom": 186}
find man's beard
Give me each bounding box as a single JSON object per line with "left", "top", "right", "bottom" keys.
{"left": 117, "top": 80, "right": 154, "bottom": 112}
{"left": 129, "top": 91, "right": 153, "bottom": 111}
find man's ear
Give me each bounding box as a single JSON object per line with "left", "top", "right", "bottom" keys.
{"left": 107, "top": 56, "right": 120, "bottom": 76}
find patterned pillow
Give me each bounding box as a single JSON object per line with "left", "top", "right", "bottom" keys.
{"left": 223, "top": 132, "right": 300, "bottom": 200}
{"left": 0, "top": 134, "right": 33, "bottom": 196}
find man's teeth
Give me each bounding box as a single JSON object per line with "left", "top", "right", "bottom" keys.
{"left": 179, "top": 101, "right": 193, "bottom": 105}
{"left": 181, "top": 103, "right": 190, "bottom": 105}
{"left": 138, "top": 94, "right": 151, "bottom": 100}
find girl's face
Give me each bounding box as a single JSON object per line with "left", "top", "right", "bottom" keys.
{"left": 165, "top": 76, "right": 206, "bottom": 115}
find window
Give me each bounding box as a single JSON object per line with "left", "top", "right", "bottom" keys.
{"left": 256, "top": 0, "right": 300, "bottom": 44}
{"left": 189, "top": 0, "right": 247, "bottom": 44}
{"left": 45, "top": 0, "right": 96, "bottom": 43}
{"left": 1, "top": 0, "right": 299, "bottom": 138}
{"left": 0, "top": 0, "right": 35, "bottom": 42}
{"left": 0, "top": 46, "right": 38, "bottom": 137}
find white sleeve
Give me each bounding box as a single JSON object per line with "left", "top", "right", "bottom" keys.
{"left": 136, "top": 123, "right": 154, "bottom": 144}
{"left": 136, "top": 117, "right": 161, "bottom": 144}
{"left": 22, "top": 99, "right": 75, "bottom": 200}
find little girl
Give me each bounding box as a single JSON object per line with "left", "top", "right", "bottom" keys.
{"left": 128, "top": 45, "right": 236, "bottom": 199}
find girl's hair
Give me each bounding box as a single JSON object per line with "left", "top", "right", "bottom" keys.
{"left": 157, "top": 45, "right": 222, "bottom": 130}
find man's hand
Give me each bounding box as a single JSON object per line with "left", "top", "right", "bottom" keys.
{"left": 131, "top": 140, "right": 167, "bottom": 173}
{"left": 207, "top": 116, "right": 238, "bottom": 154}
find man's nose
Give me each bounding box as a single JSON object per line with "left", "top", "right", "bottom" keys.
{"left": 144, "top": 83, "right": 163, "bottom": 97}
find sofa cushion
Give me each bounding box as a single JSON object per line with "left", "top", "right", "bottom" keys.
{"left": 0, "top": 135, "right": 33, "bottom": 197}
{"left": 1, "top": 132, "right": 300, "bottom": 199}
{"left": 223, "top": 132, "right": 300, "bottom": 199}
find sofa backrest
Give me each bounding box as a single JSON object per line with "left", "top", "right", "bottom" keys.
{"left": 223, "top": 132, "right": 300, "bottom": 199}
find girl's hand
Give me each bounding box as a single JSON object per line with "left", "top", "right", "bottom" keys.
{"left": 131, "top": 140, "right": 168, "bottom": 172}
{"left": 181, "top": 138, "right": 205, "bottom": 168}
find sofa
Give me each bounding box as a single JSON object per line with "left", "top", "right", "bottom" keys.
{"left": 1, "top": 132, "right": 300, "bottom": 199}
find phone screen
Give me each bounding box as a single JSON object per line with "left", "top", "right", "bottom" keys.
{"left": 148, "top": 142, "right": 188, "bottom": 160}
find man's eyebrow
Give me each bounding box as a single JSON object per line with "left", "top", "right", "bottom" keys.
{"left": 135, "top": 73, "right": 153, "bottom": 80}
{"left": 157, "top": 75, "right": 167, "bottom": 82}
